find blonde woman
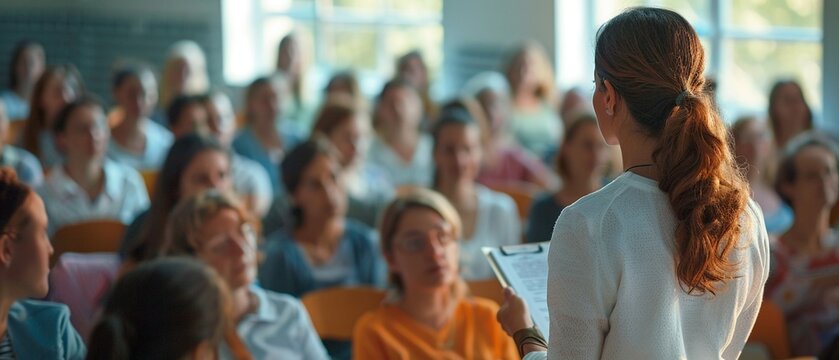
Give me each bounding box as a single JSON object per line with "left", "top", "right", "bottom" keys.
{"left": 353, "top": 187, "right": 517, "bottom": 359}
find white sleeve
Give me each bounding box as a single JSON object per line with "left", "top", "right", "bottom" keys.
{"left": 545, "top": 206, "right": 617, "bottom": 359}
{"left": 523, "top": 351, "right": 548, "bottom": 360}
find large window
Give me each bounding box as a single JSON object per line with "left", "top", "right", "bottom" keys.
{"left": 223, "top": 0, "right": 442, "bottom": 97}
{"left": 566, "top": 0, "right": 822, "bottom": 120}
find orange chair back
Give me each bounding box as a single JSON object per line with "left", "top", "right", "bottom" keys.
{"left": 746, "top": 300, "right": 791, "bottom": 360}
{"left": 5, "top": 121, "right": 25, "bottom": 144}
{"left": 487, "top": 183, "right": 536, "bottom": 219}
{"left": 50, "top": 220, "right": 126, "bottom": 268}
{"left": 468, "top": 278, "right": 505, "bottom": 305}
{"left": 301, "top": 287, "right": 386, "bottom": 340}
{"left": 141, "top": 170, "right": 157, "bottom": 196}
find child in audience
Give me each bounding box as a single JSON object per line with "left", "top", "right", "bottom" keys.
{"left": 353, "top": 187, "right": 517, "bottom": 359}
{"left": 431, "top": 101, "right": 520, "bottom": 280}
{"left": 0, "top": 168, "right": 86, "bottom": 359}
{"left": 21, "top": 65, "right": 84, "bottom": 168}
{"left": 120, "top": 134, "right": 231, "bottom": 262}
{"left": 259, "top": 138, "right": 384, "bottom": 297}
{"left": 732, "top": 116, "right": 793, "bottom": 236}
{"left": 766, "top": 133, "right": 839, "bottom": 356}
{"left": 157, "top": 40, "right": 210, "bottom": 125}
{"left": 161, "top": 190, "right": 329, "bottom": 359}
{"left": 86, "top": 257, "right": 242, "bottom": 360}
{"left": 311, "top": 96, "right": 393, "bottom": 227}
{"left": 503, "top": 41, "right": 562, "bottom": 158}
{"left": 167, "top": 94, "right": 209, "bottom": 139}
{"left": 108, "top": 65, "right": 174, "bottom": 170}
{"left": 0, "top": 102, "right": 43, "bottom": 186}
{"left": 232, "top": 75, "right": 304, "bottom": 193}
{"left": 1, "top": 41, "right": 45, "bottom": 120}
{"left": 39, "top": 98, "right": 148, "bottom": 235}
{"left": 768, "top": 80, "right": 813, "bottom": 148}
{"left": 368, "top": 79, "right": 433, "bottom": 187}
{"left": 526, "top": 114, "right": 609, "bottom": 243}
{"left": 204, "top": 91, "right": 273, "bottom": 217}
{"left": 463, "top": 72, "right": 555, "bottom": 191}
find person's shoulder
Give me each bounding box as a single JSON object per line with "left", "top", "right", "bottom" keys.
{"left": 144, "top": 120, "right": 173, "bottom": 139}
{"left": 354, "top": 305, "right": 390, "bottom": 331}
{"left": 10, "top": 300, "right": 72, "bottom": 324}
{"left": 254, "top": 286, "right": 306, "bottom": 313}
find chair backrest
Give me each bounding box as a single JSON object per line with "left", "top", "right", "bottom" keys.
{"left": 467, "top": 278, "right": 504, "bottom": 305}
{"left": 301, "top": 287, "right": 386, "bottom": 340}
{"left": 487, "top": 183, "right": 536, "bottom": 219}
{"left": 746, "top": 300, "right": 791, "bottom": 360}
{"left": 47, "top": 252, "right": 121, "bottom": 343}
{"left": 140, "top": 170, "right": 157, "bottom": 196}
{"left": 51, "top": 220, "right": 126, "bottom": 268}
{"left": 5, "top": 120, "right": 25, "bottom": 144}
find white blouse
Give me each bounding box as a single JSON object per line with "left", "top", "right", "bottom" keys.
{"left": 459, "top": 185, "right": 521, "bottom": 280}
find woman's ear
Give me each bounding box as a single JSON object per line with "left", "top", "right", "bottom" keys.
{"left": 0, "top": 232, "right": 15, "bottom": 269}
{"left": 602, "top": 79, "right": 618, "bottom": 116}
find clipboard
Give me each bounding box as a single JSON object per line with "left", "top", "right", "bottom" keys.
{"left": 483, "top": 242, "right": 551, "bottom": 339}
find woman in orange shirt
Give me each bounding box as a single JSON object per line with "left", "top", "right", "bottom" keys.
{"left": 352, "top": 187, "right": 517, "bottom": 360}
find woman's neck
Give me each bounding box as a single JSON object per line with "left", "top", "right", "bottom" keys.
{"left": 252, "top": 121, "right": 282, "bottom": 148}
{"left": 383, "top": 127, "right": 418, "bottom": 163}
{"left": 436, "top": 178, "right": 476, "bottom": 209}
{"left": 513, "top": 89, "right": 540, "bottom": 109}
{"left": 0, "top": 292, "right": 14, "bottom": 339}
{"left": 398, "top": 286, "right": 454, "bottom": 330}
{"left": 783, "top": 207, "right": 831, "bottom": 252}
{"left": 619, "top": 131, "right": 659, "bottom": 181}
{"left": 65, "top": 157, "right": 105, "bottom": 199}
{"left": 230, "top": 286, "right": 255, "bottom": 324}
{"left": 111, "top": 117, "right": 146, "bottom": 151}
{"left": 296, "top": 217, "right": 344, "bottom": 246}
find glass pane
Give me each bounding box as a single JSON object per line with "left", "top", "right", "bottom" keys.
{"left": 594, "top": 0, "right": 647, "bottom": 27}
{"left": 320, "top": 0, "right": 380, "bottom": 12}
{"left": 262, "top": 17, "right": 316, "bottom": 74}
{"left": 261, "top": 0, "right": 312, "bottom": 12}
{"left": 384, "top": 24, "right": 444, "bottom": 78}
{"left": 729, "top": 0, "right": 821, "bottom": 30}
{"left": 321, "top": 24, "right": 378, "bottom": 70}
{"left": 387, "top": 0, "right": 442, "bottom": 16}
{"left": 719, "top": 40, "right": 821, "bottom": 116}
{"left": 659, "top": 0, "right": 711, "bottom": 29}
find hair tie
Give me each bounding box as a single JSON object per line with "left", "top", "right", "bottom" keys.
{"left": 675, "top": 91, "right": 691, "bottom": 106}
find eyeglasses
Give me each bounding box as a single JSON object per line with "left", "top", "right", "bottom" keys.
{"left": 395, "top": 228, "right": 456, "bottom": 254}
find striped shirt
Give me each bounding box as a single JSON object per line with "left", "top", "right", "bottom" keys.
{"left": 0, "top": 332, "right": 16, "bottom": 359}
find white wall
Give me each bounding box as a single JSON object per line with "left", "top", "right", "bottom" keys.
{"left": 441, "top": 0, "right": 557, "bottom": 98}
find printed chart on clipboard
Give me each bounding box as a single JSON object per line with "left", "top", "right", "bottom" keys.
{"left": 483, "top": 242, "right": 550, "bottom": 340}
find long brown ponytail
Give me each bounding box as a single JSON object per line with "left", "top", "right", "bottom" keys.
{"left": 595, "top": 7, "right": 749, "bottom": 295}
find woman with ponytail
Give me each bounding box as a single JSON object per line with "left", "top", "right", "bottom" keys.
{"left": 86, "top": 257, "right": 240, "bottom": 360}
{"left": 0, "top": 168, "right": 85, "bottom": 359}
{"left": 496, "top": 7, "right": 769, "bottom": 359}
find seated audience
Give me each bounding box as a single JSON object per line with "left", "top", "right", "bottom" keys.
{"left": 156, "top": 40, "right": 210, "bottom": 125}
{"left": 120, "top": 134, "right": 232, "bottom": 261}
{"left": 38, "top": 98, "right": 148, "bottom": 235}
{"left": 396, "top": 50, "right": 437, "bottom": 124}
{"left": 766, "top": 133, "right": 839, "bottom": 355}
{"left": 311, "top": 96, "right": 393, "bottom": 227}
{"left": 204, "top": 91, "right": 273, "bottom": 217}
{"left": 463, "top": 71, "right": 555, "bottom": 191}
{"left": 0, "top": 168, "right": 86, "bottom": 359}
{"left": 232, "top": 75, "right": 304, "bottom": 194}
{"left": 1, "top": 41, "right": 45, "bottom": 120}
{"left": 161, "top": 190, "right": 328, "bottom": 359}
{"left": 86, "top": 257, "right": 244, "bottom": 360}
{"left": 107, "top": 65, "right": 174, "bottom": 170}
{"left": 275, "top": 33, "right": 309, "bottom": 122}
{"left": 431, "top": 101, "right": 520, "bottom": 280}
{"left": 557, "top": 86, "right": 590, "bottom": 127}
{"left": 353, "top": 187, "right": 517, "bottom": 359}
{"left": 368, "top": 79, "right": 433, "bottom": 187}
{"left": 21, "top": 65, "right": 84, "bottom": 168}
{"left": 168, "top": 94, "right": 210, "bottom": 139}
{"left": 502, "top": 41, "right": 562, "bottom": 158}
{"left": 324, "top": 71, "right": 366, "bottom": 109}
{"left": 0, "top": 102, "right": 43, "bottom": 186}
{"left": 732, "top": 115, "right": 793, "bottom": 235}
{"left": 259, "top": 138, "right": 385, "bottom": 297}
{"left": 768, "top": 79, "right": 813, "bottom": 148}
{"left": 526, "top": 114, "right": 609, "bottom": 243}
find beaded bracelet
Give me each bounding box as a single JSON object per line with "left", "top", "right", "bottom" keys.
{"left": 512, "top": 326, "right": 548, "bottom": 357}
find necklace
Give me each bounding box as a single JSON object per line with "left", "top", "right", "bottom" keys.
{"left": 624, "top": 163, "right": 655, "bottom": 173}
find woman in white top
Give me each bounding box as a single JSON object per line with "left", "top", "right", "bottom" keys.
{"left": 161, "top": 190, "right": 328, "bottom": 359}
{"left": 108, "top": 65, "right": 174, "bottom": 170}
{"left": 368, "top": 79, "right": 434, "bottom": 187}
{"left": 497, "top": 8, "right": 769, "bottom": 359}
{"left": 432, "top": 99, "right": 520, "bottom": 281}
{"left": 39, "top": 97, "right": 149, "bottom": 235}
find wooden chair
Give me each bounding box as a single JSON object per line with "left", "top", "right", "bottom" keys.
{"left": 5, "top": 120, "right": 25, "bottom": 144}
{"left": 746, "top": 300, "right": 791, "bottom": 360}
{"left": 487, "top": 183, "right": 537, "bottom": 219}
{"left": 50, "top": 220, "right": 126, "bottom": 268}
{"left": 301, "top": 287, "right": 386, "bottom": 340}
{"left": 140, "top": 170, "right": 157, "bottom": 196}
{"left": 467, "top": 278, "right": 505, "bottom": 305}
